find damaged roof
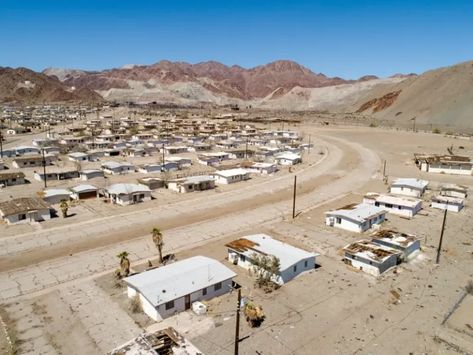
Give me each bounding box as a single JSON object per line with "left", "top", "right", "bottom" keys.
{"left": 0, "top": 197, "right": 50, "bottom": 216}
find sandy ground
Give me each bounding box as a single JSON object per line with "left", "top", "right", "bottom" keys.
{"left": 1, "top": 123, "right": 473, "bottom": 354}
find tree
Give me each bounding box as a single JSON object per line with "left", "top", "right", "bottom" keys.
{"left": 152, "top": 227, "right": 164, "bottom": 264}
{"left": 117, "top": 251, "right": 131, "bottom": 277}
{"left": 250, "top": 253, "right": 281, "bottom": 290}
{"left": 59, "top": 200, "right": 69, "bottom": 218}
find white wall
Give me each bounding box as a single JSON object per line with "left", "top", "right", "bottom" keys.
{"left": 432, "top": 201, "right": 463, "bottom": 212}
{"left": 390, "top": 186, "right": 423, "bottom": 198}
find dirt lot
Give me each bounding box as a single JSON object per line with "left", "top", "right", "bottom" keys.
{"left": 1, "top": 120, "right": 473, "bottom": 354}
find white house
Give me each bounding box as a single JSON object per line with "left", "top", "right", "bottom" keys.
{"left": 431, "top": 195, "right": 464, "bottom": 212}
{"left": 342, "top": 240, "right": 401, "bottom": 276}
{"left": 414, "top": 154, "right": 472, "bottom": 175}
{"left": 79, "top": 169, "right": 104, "bottom": 181}
{"left": 363, "top": 193, "right": 422, "bottom": 218}
{"left": 371, "top": 230, "right": 420, "bottom": 261}
{"left": 226, "top": 234, "right": 317, "bottom": 285}
{"left": 68, "top": 152, "right": 91, "bottom": 162}
{"left": 390, "top": 178, "right": 429, "bottom": 197}
{"left": 124, "top": 256, "right": 236, "bottom": 321}
{"left": 101, "top": 161, "right": 135, "bottom": 175}
{"left": 275, "top": 152, "right": 302, "bottom": 166}
{"left": 41, "top": 188, "right": 71, "bottom": 204}
{"left": 213, "top": 168, "right": 250, "bottom": 185}
{"left": 0, "top": 197, "right": 51, "bottom": 225}
{"left": 70, "top": 184, "right": 98, "bottom": 200}
{"left": 440, "top": 184, "right": 468, "bottom": 199}
{"left": 325, "top": 203, "right": 387, "bottom": 233}
{"left": 245, "top": 162, "right": 278, "bottom": 175}
{"left": 104, "top": 183, "right": 152, "bottom": 205}
{"left": 0, "top": 172, "right": 26, "bottom": 187}
{"left": 167, "top": 176, "right": 215, "bottom": 193}
{"left": 165, "top": 157, "right": 192, "bottom": 169}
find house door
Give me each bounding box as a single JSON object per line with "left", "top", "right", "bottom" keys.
{"left": 185, "top": 294, "right": 191, "bottom": 310}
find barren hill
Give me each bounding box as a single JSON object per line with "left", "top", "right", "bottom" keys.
{"left": 0, "top": 67, "right": 103, "bottom": 104}
{"left": 44, "top": 60, "right": 361, "bottom": 103}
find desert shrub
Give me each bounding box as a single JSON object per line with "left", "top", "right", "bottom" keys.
{"left": 129, "top": 294, "right": 142, "bottom": 313}
{"left": 432, "top": 128, "right": 441, "bottom": 134}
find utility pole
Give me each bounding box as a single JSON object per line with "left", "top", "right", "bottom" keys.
{"left": 436, "top": 206, "right": 448, "bottom": 264}
{"left": 161, "top": 143, "right": 165, "bottom": 172}
{"left": 308, "top": 134, "right": 311, "bottom": 155}
{"left": 412, "top": 117, "right": 416, "bottom": 132}
{"left": 0, "top": 131, "right": 3, "bottom": 158}
{"left": 383, "top": 160, "right": 387, "bottom": 177}
{"left": 41, "top": 148, "right": 47, "bottom": 188}
{"left": 292, "top": 175, "right": 297, "bottom": 219}
{"left": 245, "top": 136, "right": 248, "bottom": 160}
{"left": 234, "top": 288, "right": 241, "bottom": 355}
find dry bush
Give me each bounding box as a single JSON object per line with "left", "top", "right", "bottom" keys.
{"left": 129, "top": 294, "right": 142, "bottom": 313}
{"left": 466, "top": 280, "right": 473, "bottom": 295}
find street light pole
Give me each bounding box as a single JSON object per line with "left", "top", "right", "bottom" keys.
{"left": 41, "top": 148, "right": 47, "bottom": 188}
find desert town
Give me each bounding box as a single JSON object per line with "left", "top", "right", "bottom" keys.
{"left": 0, "top": 102, "right": 471, "bottom": 355}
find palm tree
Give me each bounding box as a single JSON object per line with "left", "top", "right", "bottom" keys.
{"left": 117, "top": 251, "right": 130, "bottom": 277}
{"left": 60, "top": 200, "right": 69, "bottom": 218}
{"left": 152, "top": 227, "right": 164, "bottom": 264}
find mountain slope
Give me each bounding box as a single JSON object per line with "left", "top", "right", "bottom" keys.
{"left": 44, "top": 60, "right": 361, "bottom": 102}
{"left": 354, "top": 60, "right": 473, "bottom": 126}
{"left": 0, "top": 67, "right": 103, "bottom": 104}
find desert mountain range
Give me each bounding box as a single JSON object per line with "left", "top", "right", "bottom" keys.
{"left": 1, "top": 59, "right": 473, "bottom": 127}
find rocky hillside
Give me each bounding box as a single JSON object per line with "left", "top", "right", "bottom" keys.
{"left": 44, "top": 60, "right": 373, "bottom": 103}
{"left": 0, "top": 67, "right": 103, "bottom": 104}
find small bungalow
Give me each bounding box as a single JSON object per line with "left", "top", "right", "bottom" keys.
{"left": 0, "top": 197, "right": 51, "bottom": 224}
{"left": 226, "top": 234, "right": 317, "bottom": 285}
{"left": 431, "top": 195, "right": 464, "bottom": 212}
{"left": 245, "top": 162, "right": 278, "bottom": 175}
{"left": 371, "top": 230, "right": 420, "bottom": 261}
{"left": 163, "top": 146, "right": 188, "bottom": 155}
{"left": 389, "top": 178, "right": 429, "bottom": 197}
{"left": 167, "top": 175, "right": 215, "bottom": 193}
{"left": 70, "top": 184, "right": 99, "bottom": 200}
{"left": 342, "top": 240, "right": 401, "bottom": 276}
{"left": 414, "top": 154, "right": 472, "bottom": 175}
{"left": 165, "top": 157, "right": 192, "bottom": 169}
{"left": 213, "top": 168, "right": 250, "bottom": 185}
{"left": 0, "top": 172, "right": 26, "bottom": 187}
{"left": 34, "top": 169, "right": 80, "bottom": 181}
{"left": 440, "top": 184, "right": 468, "bottom": 199}
{"left": 275, "top": 152, "right": 302, "bottom": 166}
{"left": 325, "top": 203, "right": 387, "bottom": 233}
{"left": 363, "top": 193, "right": 422, "bottom": 218}
{"left": 68, "top": 152, "right": 91, "bottom": 162}
{"left": 104, "top": 183, "right": 152, "bottom": 205}
{"left": 124, "top": 256, "right": 236, "bottom": 321}
{"left": 79, "top": 169, "right": 104, "bottom": 181}
{"left": 41, "top": 188, "right": 71, "bottom": 204}
{"left": 101, "top": 161, "right": 135, "bottom": 175}
{"left": 137, "top": 177, "right": 165, "bottom": 190}
{"left": 12, "top": 155, "right": 56, "bottom": 168}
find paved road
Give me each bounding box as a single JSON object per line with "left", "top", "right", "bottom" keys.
{"left": 0, "top": 133, "right": 380, "bottom": 301}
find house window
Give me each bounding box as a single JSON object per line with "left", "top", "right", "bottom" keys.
{"left": 214, "top": 282, "right": 222, "bottom": 291}
{"left": 336, "top": 217, "right": 341, "bottom": 224}
{"left": 375, "top": 202, "right": 380, "bottom": 207}
{"left": 385, "top": 203, "right": 393, "bottom": 208}
{"left": 304, "top": 260, "right": 308, "bottom": 268}
{"left": 293, "top": 265, "right": 297, "bottom": 272}
{"left": 165, "top": 300, "right": 174, "bottom": 310}
{"left": 398, "top": 205, "right": 402, "bottom": 210}
{"left": 202, "top": 288, "right": 207, "bottom": 296}
{"left": 18, "top": 214, "right": 26, "bottom": 220}
{"left": 240, "top": 254, "right": 246, "bottom": 262}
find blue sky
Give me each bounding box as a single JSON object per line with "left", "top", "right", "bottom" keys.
{"left": 1, "top": 0, "right": 472, "bottom": 79}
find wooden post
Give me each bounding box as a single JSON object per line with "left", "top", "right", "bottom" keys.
{"left": 41, "top": 148, "right": 47, "bottom": 188}
{"left": 383, "top": 160, "right": 386, "bottom": 177}
{"left": 292, "top": 175, "right": 297, "bottom": 219}
{"left": 234, "top": 288, "right": 241, "bottom": 355}
{"left": 436, "top": 207, "right": 448, "bottom": 264}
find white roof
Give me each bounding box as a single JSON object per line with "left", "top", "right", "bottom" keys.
{"left": 107, "top": 183, "right": 151, "bottom": 195}
{"left": 391, "top": 178, "right": 429, "bottom": 190}
{"left": 124, "top": 256, "right": 236, "bottom": 307}
{"left": 251, "top": 162, "right": 276, "bottom": 168}
{"left": 80, "top": 169, "right": 103, "bottom": 174}
{"left": 43, "top": 188, "right": 70, "bottom": 197}
{"left": 102, "top": 161, "right": 134, "bottom": 169}
{"left": 179, "top": 175, "right": 215, "bottom": 184}
{"left": 215, "top": 168, "right": 248, "bottom": 177}
{"left": 230, "top": 234, "right": 317, "bottom": 270}
{"left": 276, "top": 152, "right": 301, "bottom": 160}
{"left": 68, "top": 152, "right": 88, "bottom": 158}
{"left": 71, "top": 184, "right": 97, "bottom": 193}
{"left": 365, "top": 193, "right": 422, "bottom": 208}
{"left": 432, "top": 195, "right": 463, "bottom": 204}
{"left": 326, "top": 203, "right": 386, "bottom": 223}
